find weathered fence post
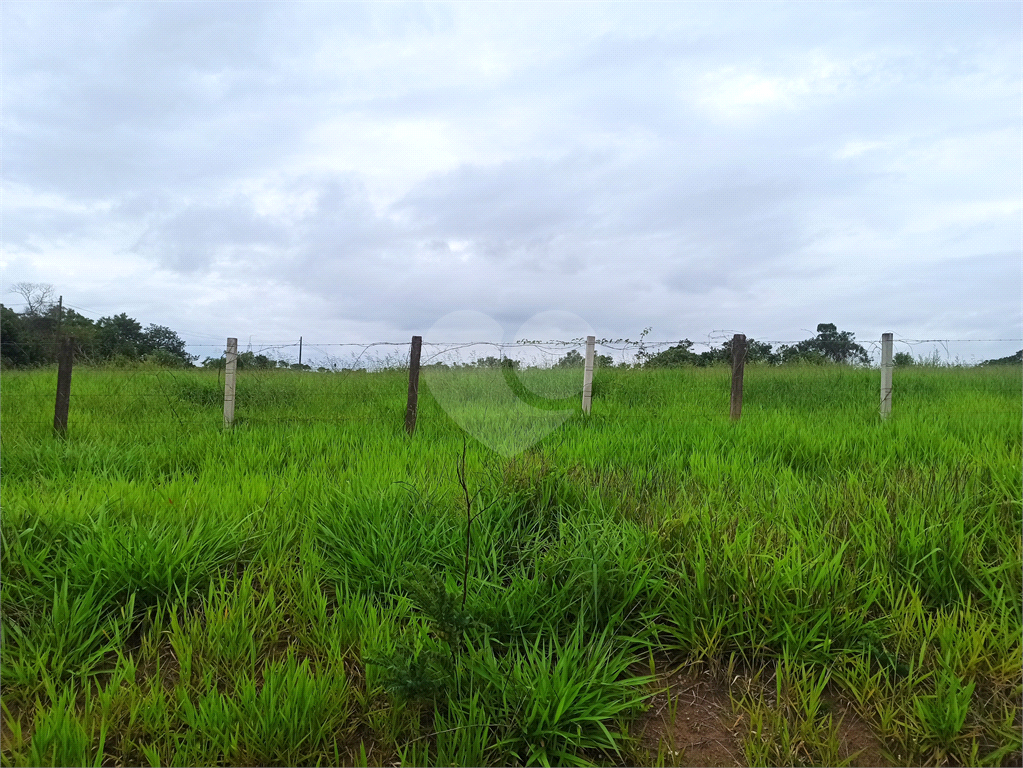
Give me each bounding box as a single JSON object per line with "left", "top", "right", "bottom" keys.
{"left": 405, "top": 335, "right": 422, "bottom": 435}
{"left": 581, "top": 336, "right": 595, "bottom": 414}
{"left": 880, "top": 332, "right": 893, "bottom": 420}
{"left": 730, "top": 333, "right": 746, "bottom": 421}
{"left": 53, "top": 336, "right": 74, "bottom": 437}
{"left": 224, "top": 337, "right": 238, "bottom": 429}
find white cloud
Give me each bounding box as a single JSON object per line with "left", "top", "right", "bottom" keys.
{"left": 835, "top": 140, "right": 886, "bottom": 159}
{"left": 694, "top": 52, "right": 855, "bottom": 118}
{"left": 697, "top": 68, "right": 796, "bottom": 114}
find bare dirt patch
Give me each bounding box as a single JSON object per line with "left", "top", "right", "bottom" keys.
{"left": 636, "top": 661, "right": 744, "bottom": 767}
{"left": 635, "top": 660, "right": 892, "bottom": 768}
{"left": 831, "top": 699, "right": 891, "bottom": 767}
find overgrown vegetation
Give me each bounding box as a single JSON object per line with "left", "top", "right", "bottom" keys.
{"left": 643, "top": 323, "right": 869, "bottom": 367}
{"left": 1, "top": 363, "right": 1019, "bottom": 766}
{"left": 1, "top": 283, "right": 193, "bottom": 368}
{"left": 980, "top": 349, "right": 1023, "bottom": 366}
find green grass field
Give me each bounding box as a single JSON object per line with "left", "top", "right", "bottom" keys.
{"left": 1, "top": 363, "right": 1020, "bottom": 767}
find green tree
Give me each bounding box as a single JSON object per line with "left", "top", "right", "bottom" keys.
{"left": 813, "top": 323, "right": 869, "bottom": 364}
{"left": 645, "top": 338, "right": 777, "bottom": 368}
{"left": 644, "top": 340, "right": 698, "bottom": 368}
{"left": 60, "top": 309, "right": 97, "bottom": 356}
{"left": 6, "top": 285, "right": 61, "bottom": 362}
{"left": 1, "top": 302, "right": 99, "bottom": 366}
{"left": 474, "top": 356, "right": 519, "bottom": 369}
{"left": 778, "top": 345, "right": 829, "bottom": 365}
{"left": 980, "top": 349, "right": 1022, "bottom": 366}
{"left": 715, "top": 337, "right": 777, "bottom": 365}
{"left": 202, "top": 351, "right": 279, "bottom": 370}
{"left": 0, "top": 297, "right": 196, "bottom": 368}
{"left": 142, "top": 324, "right": 194, "bottom": 366}
{"left": 690, "top": 337, "right": 777, "bottom": 366}
{"left": 96, "top": 313, "right": 146, "bottom": 359}
{"left": 553, "top": 349, "right": 613, "bottom": 368}
{"left": 555, "top": 350, "right": 585, "bottom": 367}
{"left": 0, "top": 304, "right": 31, "bottom": 366}
{"left": 778, "top": 324, "right": 869, "bottom": 365}
{"left": 893, "top": 351, "right": 914, "bottom": 366}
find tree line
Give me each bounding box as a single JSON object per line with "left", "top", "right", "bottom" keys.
{"left": 526, "top": 324, "right": 1019, "bottom": 369}
{"left": 1, "top": 283, "right": 193, "bottom": 368}
{"left": 417, "top": 325, "right": 872, "bottom": 370}
{"left": 199, "top": 352, "right": 312, "bottom": 371}
{"left": 3, "top": 285, "right": 1017, "bottom": 370}
{"left": 640, "top": 323, "right": 871, "bottom": 367}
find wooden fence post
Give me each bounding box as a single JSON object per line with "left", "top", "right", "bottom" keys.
{"left": 582, "top": 335, "right": 595, "bottom": 414}
{"left": 53, "top": 336, "right": 74, "bottom": 437}
{"left": 730, "top": 333, "right": 746, "bottom": 421}
{"left": 880, "top": 332, "right": 893, "bottom": 420}
{"left": 224, "top": 337, "right": 238, "bottom": 429}
{"left": 405, "top": 335, "right": 422, "bottom": 435}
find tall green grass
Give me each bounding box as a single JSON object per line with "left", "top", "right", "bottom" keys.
{"left": 1, "top": 363, "right": 1019, "bottom": 766}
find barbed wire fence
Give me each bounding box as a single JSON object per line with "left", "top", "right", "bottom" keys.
{"left": 1, "top": 333, "right": 1020, "bottom": 435}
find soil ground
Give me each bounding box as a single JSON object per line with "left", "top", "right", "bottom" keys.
{"left": 636, "top": 660, "right": 891, "bottom": 768}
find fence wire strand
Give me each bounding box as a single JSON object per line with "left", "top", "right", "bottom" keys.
{"left": 2, "top": 335, "right": 1018, "bottom": 437}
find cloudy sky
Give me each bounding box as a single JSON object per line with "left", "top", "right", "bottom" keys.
{"left": 2, "top": 0, "right": 1020, "bottom": 362}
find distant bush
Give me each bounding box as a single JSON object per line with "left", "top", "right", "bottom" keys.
{"left": 981, "top": 349, "right": 1022, "bottom": 366}
{"left": 146, "top": 349, "right": 192, "bottom": 368}
{"left": 202, "top": 352, "right": 279, "bottom": 370}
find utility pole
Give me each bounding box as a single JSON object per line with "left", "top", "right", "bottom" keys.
{"left": 298, "top": 336, "right": 303, "bottom": 367}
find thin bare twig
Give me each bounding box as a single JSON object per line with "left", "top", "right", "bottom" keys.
{"left": 454, "top": 438, "right": 499, "bottom": 609}
{"left": 456, "top": 437, "right": 472, "bottom": 609}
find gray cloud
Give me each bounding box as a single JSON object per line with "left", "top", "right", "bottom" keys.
{"left": 132, "top": 198, "right": 291, "bottom": 272}
{"left": 1, "top": 1, "right": 1018, "bottom": 359}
